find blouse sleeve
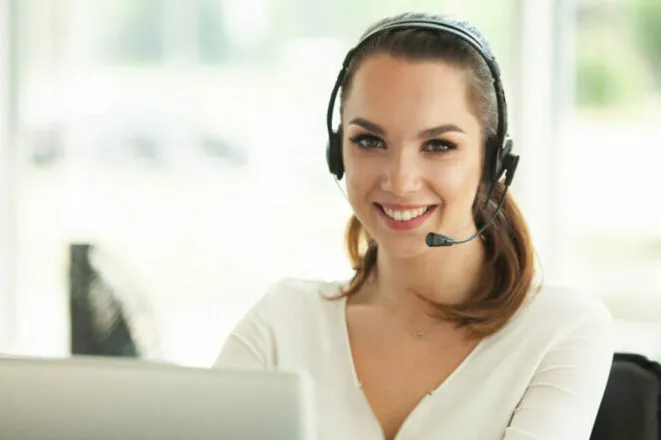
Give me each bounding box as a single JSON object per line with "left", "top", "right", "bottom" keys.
{"left": 213, "top": 289, "right": 277, "bottom": 371}
{"left": 503, "top": 303, "right": 614, "bottom": 440}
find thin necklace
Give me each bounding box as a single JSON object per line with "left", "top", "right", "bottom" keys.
{"left": 389, "top": 311, "right": 446, "bottom": 340}
{"left": 368, "top": 280, "right": 447, "bottom": 340}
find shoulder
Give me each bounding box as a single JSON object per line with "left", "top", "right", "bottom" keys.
{"left": 489, "top": 287, "right": 615, "bottom": 440}
{"left": 525, "top": 285, "right": 612, "bottom": 331}
{"left": 493, "top": 284, "right": 613, "bottom": 349}
{"left": 215, "top": 278, "right": 347, "bottom": 369}
{"left": 245, "top": 277, "right": 347, "bottom": 325}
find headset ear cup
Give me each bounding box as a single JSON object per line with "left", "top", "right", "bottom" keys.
{"left": 497, "top": 138, "right": 513, "bottom": 180}
{"left": 326, "top": 139, "right": 333, "bottom": 174}
{"left": 484, "top": 137, "right": 512, "bottom": 183}
{"left": 483, "top": 138, "right": 499, "bottom": 183}
{"left": 326, "top": 132, "right": 344, "bottom": 180}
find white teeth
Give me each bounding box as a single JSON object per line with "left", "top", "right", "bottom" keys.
{"left": 382, "top": 206, "right": 429, "bottom": 221}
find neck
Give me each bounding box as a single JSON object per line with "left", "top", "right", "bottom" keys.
{"left": 367, "top": 234, "right": 488, "bottom": 325}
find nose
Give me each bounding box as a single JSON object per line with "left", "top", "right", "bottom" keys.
{"left": 381, "top": 148, "right": 422, "bottom": 197}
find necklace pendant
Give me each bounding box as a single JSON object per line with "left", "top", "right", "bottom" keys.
{"left": 416, "top": 329, "right": 425, "bottom": 339}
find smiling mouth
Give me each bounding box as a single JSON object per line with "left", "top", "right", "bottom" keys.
{"left": 374, "top": 203, "right": 436, "bottom": 222}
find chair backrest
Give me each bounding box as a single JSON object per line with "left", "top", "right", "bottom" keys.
{"left": 590, "top": 352, "right": 661, "bottom": 440}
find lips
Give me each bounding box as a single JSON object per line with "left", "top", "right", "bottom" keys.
{"left": 380, "top": 205, "right": 430, "bottom": 221}
{"left": 374, "top": 203, "right": 438, "bottom": 231}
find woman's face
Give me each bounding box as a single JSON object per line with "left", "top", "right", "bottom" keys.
{"left": 341, "top": 54, "right": 484, "bottom": 258}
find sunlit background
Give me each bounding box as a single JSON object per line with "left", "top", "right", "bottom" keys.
{"left": 0, "top": 0, "right": 659, "bottom": 367}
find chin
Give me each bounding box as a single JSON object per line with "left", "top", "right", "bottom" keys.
{"left": 373, "top": 233, "right": 432, "bottom": 260}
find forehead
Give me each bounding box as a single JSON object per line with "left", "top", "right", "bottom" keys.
{"left": 342, "top": 54, "right": 478, "bottom": 131}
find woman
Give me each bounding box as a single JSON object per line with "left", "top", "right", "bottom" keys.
{"left": 215, "top": 12, "right": 614, "bottom": 440}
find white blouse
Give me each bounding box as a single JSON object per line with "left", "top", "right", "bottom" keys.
{"left": 215, "top": 278, "right": 614, "bottom": 440}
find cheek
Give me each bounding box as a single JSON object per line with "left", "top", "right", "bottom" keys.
{"left": 344, "top": 168, "right": 379, "bottom": 227}
{"left": 434, "top": 160, "right": 482, "bottom": 207}
{"left": 343, "top": 153, "right": 364, "bottom": 204}
{"left": 343, "top": 148, "right": 377, "bottom": 199}
{"left": 345, "top": 166, "right": 373, "bottom": 204}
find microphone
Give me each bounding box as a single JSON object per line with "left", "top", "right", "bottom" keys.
{"left": 426, "top": 154, "right": 519, "bottom": 247}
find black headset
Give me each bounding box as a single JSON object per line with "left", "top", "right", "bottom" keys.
{"left": 325, "top": 17, "right": 518, "bottom": 188}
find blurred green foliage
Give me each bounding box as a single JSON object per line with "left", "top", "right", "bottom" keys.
{"left": 575, "top": 30, "right": 649, "bottom": 108}
{"left": 103, "top": 0, "right": 516, "bottom": 72}
{"left": 198, "top": 0, "right": 229, "bottom": 63}
{"left": 109, "top": 0, "right": 165, "bottom": 63}
{"left": 102, "top": 0, "right": 658, "bottom": 111}
{"left": 575, "top": 0, "right": 660, "bottom": 109}
{"left": 632, "top": 0, "right": 661, "bottom": 87}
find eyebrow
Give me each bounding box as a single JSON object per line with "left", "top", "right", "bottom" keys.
{"left": 348, "top": 117, "right": 465, "bottom": 138}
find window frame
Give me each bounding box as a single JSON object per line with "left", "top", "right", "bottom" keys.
{"left": 0, "top": 0, "right": 19, "bottom": 353}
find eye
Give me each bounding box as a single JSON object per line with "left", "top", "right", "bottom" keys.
{"left": 422, "top": 139, "right": 457, "bottom": 153}
{"left": 349, "top": 134, "right": 384, "bottom": 150}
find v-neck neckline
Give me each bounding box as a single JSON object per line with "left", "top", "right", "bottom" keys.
{"left": 335, "top": 294, "right": 489, "bottom": 440}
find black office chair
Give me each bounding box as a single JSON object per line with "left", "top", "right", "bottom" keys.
{"left": 590, "top": 353, "right": 661, "bottom": 440}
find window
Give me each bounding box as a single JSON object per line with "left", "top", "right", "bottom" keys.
{"left": 563, "top": 0, "right": 660, "bottom": 297}
{"left": 13, "top": 0, "right": 656, "bottom": 366}
{"left": 558, "top": 0, "right": 661, "bottom": 360}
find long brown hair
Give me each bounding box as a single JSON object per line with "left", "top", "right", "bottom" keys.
{"left": 334, "top": 13, "right": 539, "bottom": 340}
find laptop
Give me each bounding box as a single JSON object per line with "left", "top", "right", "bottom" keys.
{"left": 0, "top": 355, "right": 316, "bottom": 440}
